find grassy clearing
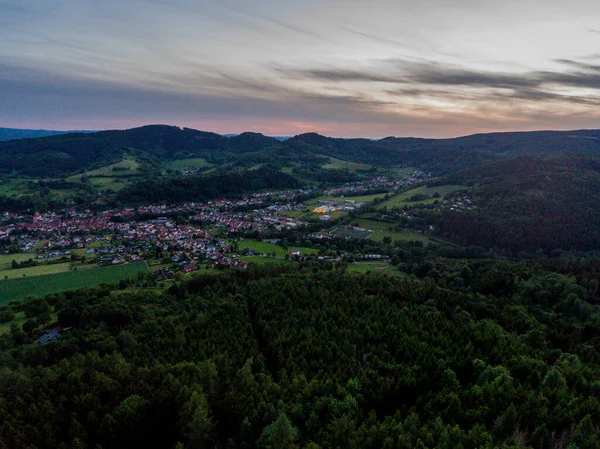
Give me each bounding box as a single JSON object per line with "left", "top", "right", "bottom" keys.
{"left": 321, "top": 157, "right": 372, "bottom": 171}
{"left": 0, "top": 262, "right": 149, "bottom": 303}
{"left": 162, "top": 158, "right": 212, "bottom": 171}
{"left": 0, "top": 179, "right": 24, "bottom": 196}
{"left": 239, "top": 256, "right": 294, "bottom": 266}
{"left": 389, "top": 167, "right": 415, "bottom": 176}
{"left": 348, "top": 218, "right": 429, "bottom": 243}
{"left": 347, "top": 262, "right": 398, "bottom": 274}
{"left": 329, "top": 225, "right": 373, "bottom": 240}
{"left": 315, "top": 193, "right": 388, "bottom": 203}
{"left": 69, "top": 158, "right": 141, "bottom": 179}
{"left": 65, "top": 157, "right": 142, "bottom": 192}
{"left": 0, "top": 311, "right": 26, "bottom": 334}
{"left": 0, "top": 262, "right": 72, "bottom": 280}
{"left": 376, "top": 185, "right": 466, "bottom": 209}
{"left": 237, "top": 239, "right": 287, "bottom": 257}
{"left": 0, "top": 311, "right": 59, "bottom": 334}
{"left": 0, "top": 253, "right": 40, "bottom": 270}
{"left": 288, "top": 247, "right": 319, "bottom": 255}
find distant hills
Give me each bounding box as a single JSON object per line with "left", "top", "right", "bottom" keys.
{"left": 1, "top": 124, "right": 600, "bottom": 178}
{"left": 0, "top": 127, "right": 95, "bottom": 142}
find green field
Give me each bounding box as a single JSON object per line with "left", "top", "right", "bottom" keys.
{"left": 347, "top": 218, "right": 429, "bottom": 243}
{"left": 321, "top": 157, "right": 372, "bottom": 171}
{"left": 237, "top": 239, "right": 287, "bottom": 257}
{"left": 347, "top": 261, "right": 399, "bottom": 275}
{"left": 65, "top": 158, "right": 142, "bottom": 192}
{"left": 288, "top": 246, "right": 320, "bottom": 255}
{"left": 376, "top": 185, "right": 466, "bottom": 210}
{"left": 69, "top": 157, "right": 141, "bottom": 179}
{"left": 162, "top": 158, "right": 212, "bottom": 171}
{"left": 330, "top": 225, "right": 373, "bottom": 240}
{"left": 0, "top": 262, "right": 73, "bottom": 280}
{"left": 0, "top": 253, "right": 41, "bottom": 270}
{"left": 389, "top": 167, "right": 415, "bottom": 176}
{"left": 0, "top": 262, "right": 149, "bottom": 303}
{"left": 88, "top": 177, "right": 130, "bottom": 191}
{"left": 0, "top": 179, "right": 24, "bottom": 196}
{"left": 316, "top": 193, "right": 388, "bottom": 203}
{"left": 239, "top": 256, "right": 294, "bottom": 266}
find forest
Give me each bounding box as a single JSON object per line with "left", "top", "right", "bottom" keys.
{"left": 435, "top": 155, "right": 600, "bottom": 254}
{"left": 117, "top": 167, "right": 302, "bottom": 204}
{"left": 2, "top": 255, "right": 600, "bottom": 448}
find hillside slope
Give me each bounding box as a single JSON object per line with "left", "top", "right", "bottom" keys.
{"left": 437, "top": 155, "right": 600, "bottom": 254}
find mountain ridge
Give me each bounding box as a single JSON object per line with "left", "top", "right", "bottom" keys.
{"left": 1, "top": 124, "right": 600, "bottom": 177}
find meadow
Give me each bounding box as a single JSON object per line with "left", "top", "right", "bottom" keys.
{"left": 0, "top": 262, "right": 73, "bottom": 280}
{"left": 321, "top": 156, "right": 372, "bottom": 171}
{"left": 347, "top": 261, "right": 404, "bottom": 276}
{"left": 69, "top": 157, "right": 141, "bottom": 179}
{"left": 375, "top": 184, "right": 466, "bottom": 209}
{"left": 0, "top": 262, "right": 148, "bottom": 303}
{"left": 162, "top": 158, "right": 212, "bottom": 171}
{"left": 288, "top": 246, "right": 320, "bottom": 255}
{"left": 239, "top": 256, "right": 294, "bottom": 266}
{"left": 236, "top": 239, "right": 287, "bottom": 257}
{"left": 346, "top": 218, "right": 429, "bottom": 243}
{"left": 66, "top": 157, "right": 143, "bottom": 192}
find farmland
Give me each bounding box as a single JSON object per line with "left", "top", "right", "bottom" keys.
{"left": 347, "top": 261, "right": 404, "bottom": 276}
{"left": 321, "top": 156, "right": 372, "bottom": 171}
{"left": 0, "top": 262, "right": 73, "bottom": 280}
{"left": 69, "top": 157, "right": 141, "bottom": 179}
{"left": 375, "top": 184, "right": 466, "bottom": 209}
{"left": 66, "top": 157, "right": 143, "bottom": 192}
{"left": 329, "top": 225, "right": 373, "bottom": 240}
{"left": 239, "top": 256, "right": 294, "bottom": 266}
{"left": 341, "top": 218, "right": 429, "bottom": 243}
{"left": 0, "top": 262, "right": 148, "bottom": 303}
{"left": 236, "top": 239, "right": 287, "bottom": 257}
{"left": 288, "top": 246, "right": 320, "bottom": 255}
{"left": 0, "top": 253, "right": 44, "bottom": 270}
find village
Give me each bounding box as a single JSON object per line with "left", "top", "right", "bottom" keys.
{"left": 0, "top": 171, "right": 437, "bottom": 290}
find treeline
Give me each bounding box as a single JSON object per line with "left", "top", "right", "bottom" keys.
{"left": 117, "top": 167, "right": 302, "bottom": 204}
{"left": 2, "top": 258, "right": 600, "bottom": 448}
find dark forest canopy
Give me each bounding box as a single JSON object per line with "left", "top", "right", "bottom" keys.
{"left": 434, "top": 155, "right": 600, "bottom": 254}
{"left": 117, "top": 166, "right": 302, "bottom": 204}
{"left": 2, "top": 260, "right": 600, "bottom": 448}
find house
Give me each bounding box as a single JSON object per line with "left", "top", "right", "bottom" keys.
{"left": 182, "top": 262, "right": 198, "bottom": 273}
{"left": 35, "top": 328, "right": 63, "bottom": 345}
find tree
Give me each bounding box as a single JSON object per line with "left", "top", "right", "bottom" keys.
{"left": 180, "top": 390, "right": 213, "bottom": 448}
{"left": 259, "top": 412, "right": 298, "bottom": 449}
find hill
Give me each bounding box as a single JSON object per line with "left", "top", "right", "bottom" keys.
{"left": 2, "top": 263, "right": 600, "bottom": 448}
{"left": 0, "top": 127, "right": 96, "bottom": 142}
{"left": 0, "top": 127, "right": 73, "bottom": 142}
{"left": 2, "top": 125, "right": 600, "bottom": 178}
{"left": 435, "top": 155, "right": 600, "bottom": 254}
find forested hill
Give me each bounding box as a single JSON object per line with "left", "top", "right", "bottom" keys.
{"left": 2, "top": 264, "right": 600, "bottom": 448}
{"left": 436, "top": 155, "right": 600, "bottom": 254}
{"left": 0, "top": 127, "right": 73, "bottom": 142}
{"left": 2, "top": 124, "right": 600, "bottom": 177}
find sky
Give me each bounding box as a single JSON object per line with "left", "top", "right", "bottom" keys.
{"left": 1, "top": 0, "right": 600, "bottom": 138}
